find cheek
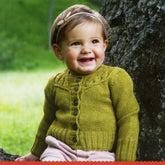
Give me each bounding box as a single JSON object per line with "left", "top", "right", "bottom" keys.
{"left": 98, "top": 51, "right": 105, "bottom": 63}
{"left": 64, "top": 54, "right": 75, "bottom": 66}
{"left": 65, "top": 48, "right": 79, "bottom": 60}
{"left": 100, "top": 54, "right": 105, "bottom": 62}
{"left": 95, "top": 47, "right": 105, "bottom": 58}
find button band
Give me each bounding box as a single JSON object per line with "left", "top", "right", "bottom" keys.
{"left": 72, "top": 136, "right": 77, "bottom": 143}
{"left": 74, "top": 86, "right": 79, "bottom": 91}
{"left": 76, "top": 77, "right": 82, "bottom": 82}
{"left": 73, "top": 123, "right": 78, "bottom": 130}
{"left": 73, "top": 109, "right": 78, "bottom": 116}
{"left": 74, "top": 99, "right": 79, "bottom": 106}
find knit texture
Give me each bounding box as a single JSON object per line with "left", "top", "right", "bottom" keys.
{"left": 31, "top": 65, "right": 139, "bottom": 161}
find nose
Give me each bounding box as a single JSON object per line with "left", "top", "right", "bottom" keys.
{"left": 81, "top": 44, "right": 92, "bottom": 54}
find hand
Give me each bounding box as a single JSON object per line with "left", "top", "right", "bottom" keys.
{"left": 15, "top": 153, "right": 39, "bottom": 161}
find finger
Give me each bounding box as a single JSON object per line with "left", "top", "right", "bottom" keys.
{"left": 15, "top": 157, "right": 24, "bottom": 161}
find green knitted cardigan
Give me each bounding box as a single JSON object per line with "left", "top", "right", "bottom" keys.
{"left": 31, "top": 65, "right": 139, "bottom": 161}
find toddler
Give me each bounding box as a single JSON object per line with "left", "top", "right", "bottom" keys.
{"left": 16, "top": 4, "right": 139, "bottom": 161}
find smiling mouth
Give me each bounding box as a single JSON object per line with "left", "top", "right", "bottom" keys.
{"left": 78, "top": 58, "right": 94, "bottom": 62}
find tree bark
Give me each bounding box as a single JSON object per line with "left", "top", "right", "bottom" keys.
{"left": 100, "top": 0, "right": 165, "bottom": 161}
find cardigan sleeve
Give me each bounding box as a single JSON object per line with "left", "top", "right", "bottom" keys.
{"left": 31, "top": 75, "right": 57, "bottom": 157}
{"left": 109, "top": 67, "right": 139, "bottom": 161}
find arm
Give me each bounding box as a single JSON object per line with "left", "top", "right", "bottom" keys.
{"left": 30, "top": 76, "right": 57, "bottom": 157}
{"left": 110, "top": 68, "right": 139, "bottom": 161}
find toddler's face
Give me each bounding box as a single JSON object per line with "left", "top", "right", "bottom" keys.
{"left": 58, "top": 22, "right": 108, "bottom": 75}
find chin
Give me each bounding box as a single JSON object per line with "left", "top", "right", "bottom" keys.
{"left": 78, "top": 69, "right": 96, "bottom": 75}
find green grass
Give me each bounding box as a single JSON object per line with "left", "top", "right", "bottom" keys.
{"left": 0, "top": 68, "right": 66, "bottom": 156}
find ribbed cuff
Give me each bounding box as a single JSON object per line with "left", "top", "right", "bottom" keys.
{"left": 31, "top": 136, "right": 47, "bottom": 157}
{"left": 116, "top": 139, "right": 138, "bottom": 161}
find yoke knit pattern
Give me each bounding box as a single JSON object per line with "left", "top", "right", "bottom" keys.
{"left": 31, "top": 65, "right": 139, "bottom": 161}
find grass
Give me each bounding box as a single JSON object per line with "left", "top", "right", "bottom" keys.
{"left": 0, "top": 67, "right": 66, "bottom": 156}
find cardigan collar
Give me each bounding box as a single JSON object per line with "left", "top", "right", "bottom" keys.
{"left": 54, "top": 65, "right": 114, "bottom": 88}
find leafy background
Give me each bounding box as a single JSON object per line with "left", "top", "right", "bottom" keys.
{"left": 0, "top": 0, "right": 101, "bottom": 156}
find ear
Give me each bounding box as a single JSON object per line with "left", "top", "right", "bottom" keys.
{"left": 103, "top": 39, "right": 108, "bottom": 51}
{"left": 52, "top": 44, "right": 64, "bottom": 61}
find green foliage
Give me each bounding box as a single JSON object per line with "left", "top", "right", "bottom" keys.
{"left": 87, "top": 0, "right": 103, "bottom": 7}
{"left": 0, "top": 33, "right": 22, "bottom": 70}
{"left": 0, "top": 0, "right": 99, "bottom": 71}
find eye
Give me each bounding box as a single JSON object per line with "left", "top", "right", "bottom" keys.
{"left": 92, "top": 39, "right": 99, "bottom": 44}
{"left": 71, "top": 42, "right": 80, "bottom": 46}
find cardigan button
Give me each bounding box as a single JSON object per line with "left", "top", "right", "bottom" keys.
{"left": 73, "top": 109, "right": 78, "bottom": 116}
{"left": 72, "top": 136, "right": 77, "bottom": 143}
{"left": 73, "top": 123, "right": 78, "bottom": 130}
{"left": 74, "top": 86, "right": 79, "bottom": 91}
{"left": 76, "top": 77, "right": 82, "bottom": 82}
{"left": 74, "top": 99, "right": 79, "bottom": 106}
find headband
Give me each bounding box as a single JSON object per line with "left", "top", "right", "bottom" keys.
{"left": 57, "top": 12, "right": 104, "bottom": 26}
{"left": 55, "top": 12, "right": 105, "bottom": 44}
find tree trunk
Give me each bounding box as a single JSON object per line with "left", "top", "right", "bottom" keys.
{"left": 100, "top": 0, "right": 165, "bottom": 161}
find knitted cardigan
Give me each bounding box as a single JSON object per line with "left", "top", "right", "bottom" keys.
{"left": 31, "top": 65, "right": 139, "bottom": 161}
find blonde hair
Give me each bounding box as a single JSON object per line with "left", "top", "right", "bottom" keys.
{"left": 51, "top": 4, "right": 110, "bottom": 45}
